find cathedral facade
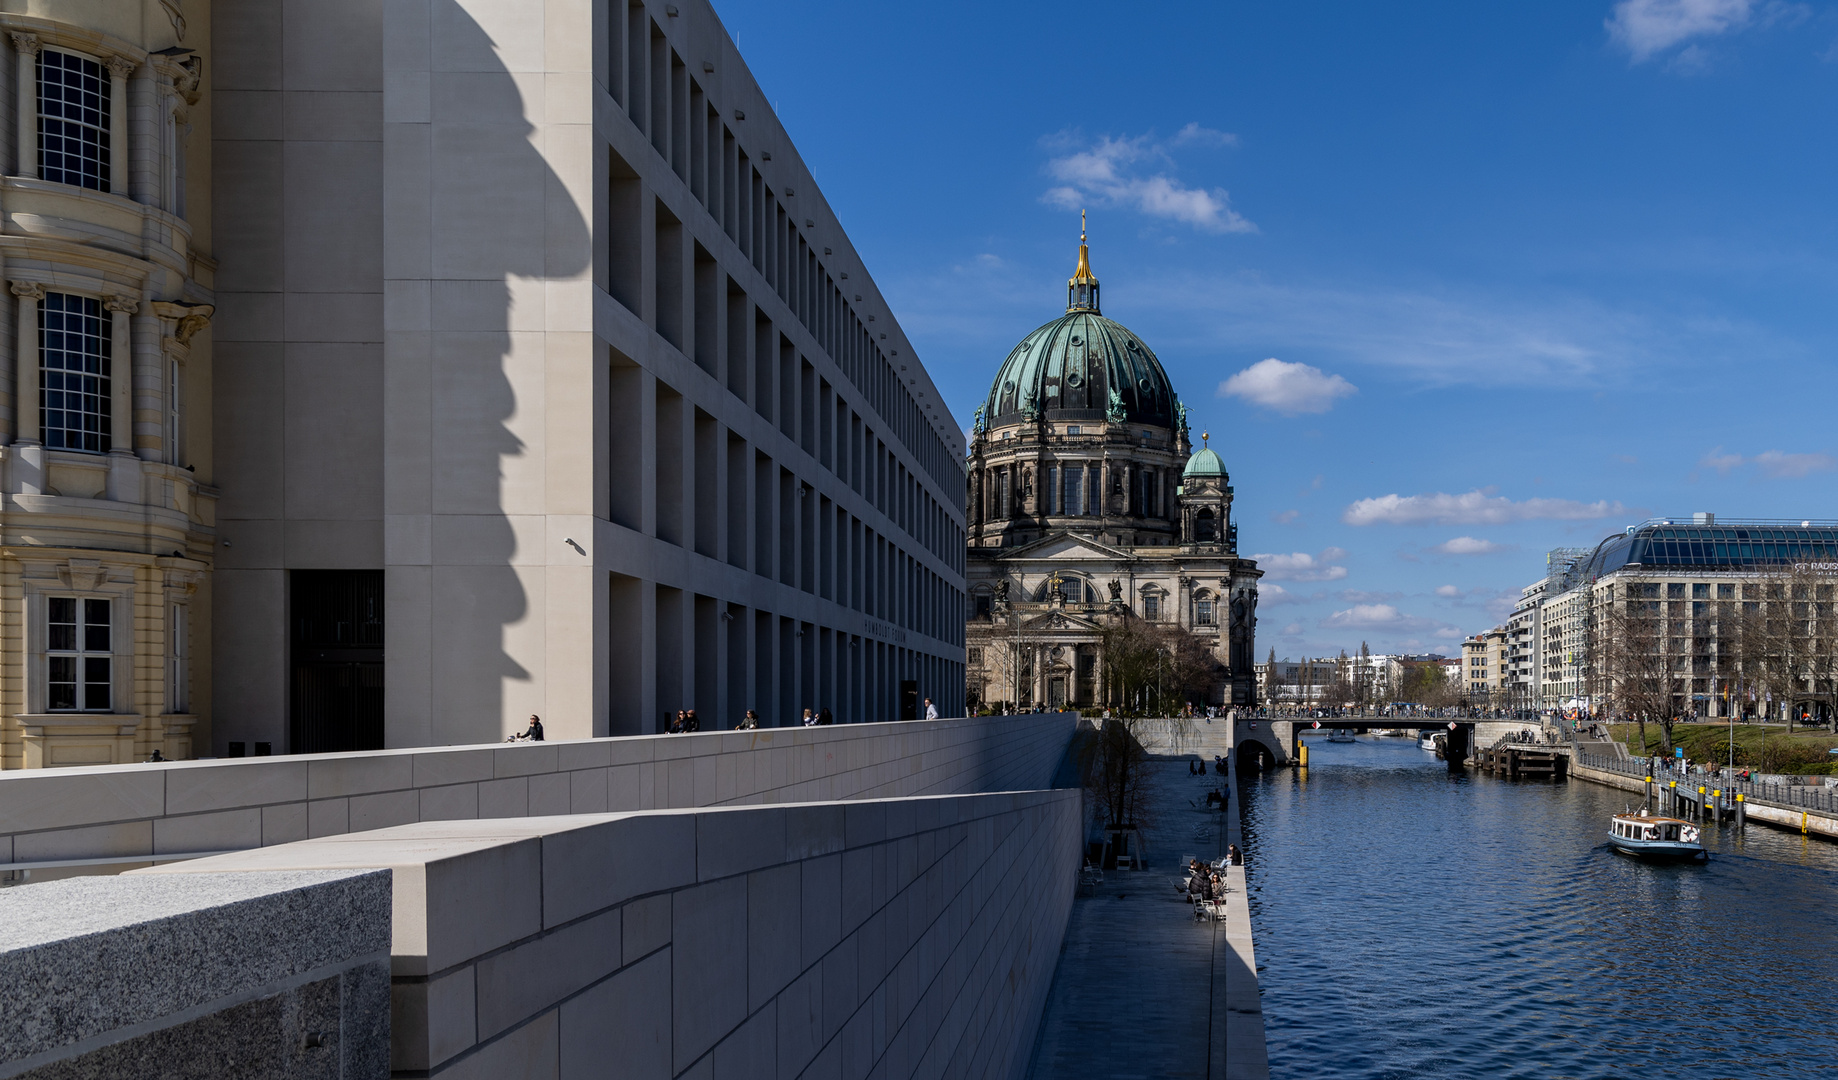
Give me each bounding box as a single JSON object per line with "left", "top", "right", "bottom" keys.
{"left": 964, "top": 233, "right": 1261, "bottom": 711}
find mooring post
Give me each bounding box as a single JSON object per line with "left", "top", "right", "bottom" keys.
{"left": 1698, "top": 786, "right": 1708, "bottom": 820}
{"left": 1735, "top": 792, "right": 1746, "bottom": 828}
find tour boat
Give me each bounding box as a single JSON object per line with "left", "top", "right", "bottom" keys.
{"left": 1326, "top": 729, "right": 1356, "bottom": 743}
{"left": 1607, "top": 810, "right": 1706, "bottom": 862}
{"left": 1419, "top": 732, "right": 1442, "bottom": 752}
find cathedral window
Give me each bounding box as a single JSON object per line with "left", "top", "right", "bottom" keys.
{"left": 1144, "top": 594, "right": 1161, "bottom": 621}
{"left": 1195, "top": 596, "right": 1216, "bottom": 626}
{"left": 1064, "top": 466, "right": 1083, "bottom": 515}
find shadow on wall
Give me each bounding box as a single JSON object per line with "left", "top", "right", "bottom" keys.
{"left": 406, "top": 0, "right": 590, "bottom": 744}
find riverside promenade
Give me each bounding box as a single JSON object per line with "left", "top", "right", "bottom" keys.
{"left": 1026, "top": 720, "right": 1268, "bottom": 1080}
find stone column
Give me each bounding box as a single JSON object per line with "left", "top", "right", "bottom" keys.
{"left": 1098, "top": 458, "right": 1110, "bottom": 519}
{"left": 11, "top": 34, "right": 37, "bottom": 180}
{"left": 104, "top": 297, "right": 138, "bottom": 501}
{"left": 105, "top": 56, "right": 133, "bottom": 196}
{"left": 1055, "top": 462, "right": 1066, "bottom": 517}
{"left": 11, "top": 281, "right": 42, "bottom": 494}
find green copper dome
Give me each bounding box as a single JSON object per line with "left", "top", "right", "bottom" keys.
{"left": 981, "top": 238, "right": 1175, "bottom": 429}
{"left": 1183, "top": 446, "right": 1226, "bottom": 479}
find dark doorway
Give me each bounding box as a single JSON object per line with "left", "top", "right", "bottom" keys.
{"left": 290, "top": 570, "right": 385, "bottom": 753}
{"left": 900, "top": 679, "right": 918, "bottom": 722}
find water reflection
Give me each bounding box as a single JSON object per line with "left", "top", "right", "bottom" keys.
{"left": 1243, "top": 737, "right": 1838, "bottom": 1080}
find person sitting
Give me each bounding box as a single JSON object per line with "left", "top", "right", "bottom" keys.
{"left": 668, "top": 711, "right": 686, "bottom": 734}
{"left": 1186, "top": 861, "right": 1206, "bottom": 903}
{"left": 736, "top": 709, "right": 760, "bottom": 730}
{"left": 819, "top": 707, "right": 833, "bottom": 726}
{"left": 684, "top": 709, "right": 700, "bottom": 733}
{"left": 801, "top": 708, "right": 817, "bottom": 727}
{"left": 508, "top": 714, "right": 545, "bottom": 742}
{"left": 1227, "top": 844, "right": 1243, "bottom": 866}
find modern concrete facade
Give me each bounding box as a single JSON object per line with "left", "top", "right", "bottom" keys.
{"left": 0, "top": 713, "right": 1095, "bottom": 1079}
{"left": 0, "top": 6, "right": 215, "bottom": 770}
{"left": 962, "top": 237, "right": 1259, "bottom": 710}
{"left": 209, "top": 0, "right": 966, "bottom": 756}
{"left": 0, "top": 712, "right": 1075, "bottom": 872}
{"left": 0, "top": 0, "right": 980, "bottom": 770}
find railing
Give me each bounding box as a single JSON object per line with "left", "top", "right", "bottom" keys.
{"left": 1575, "top": 753, "right": 1838, "bottom": 816}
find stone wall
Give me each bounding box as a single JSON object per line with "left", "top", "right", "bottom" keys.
{"left": 0, "top": 869, "right": 392, "bottom": 1079}
{"left": 139, "top": 790, "right": 1081, "bottom": 1080}
{"left": 0, "top": 714, "right": 1076, "bottom": 874}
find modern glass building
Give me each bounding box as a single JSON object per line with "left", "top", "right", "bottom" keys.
{"left": 1581, "top": 517, "right": 1838, "bottom": 577}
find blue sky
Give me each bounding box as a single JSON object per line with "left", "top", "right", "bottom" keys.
{"left": 717, "top": 0, "right": 1838, "bottom": 660}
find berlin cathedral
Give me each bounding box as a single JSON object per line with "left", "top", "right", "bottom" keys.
{"left": 963, "top": 227, "right": 1262, "bottom": 711}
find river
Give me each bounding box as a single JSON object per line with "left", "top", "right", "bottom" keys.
{"left": 1241, "top": 735, "right": 1838, "bottom": 1079}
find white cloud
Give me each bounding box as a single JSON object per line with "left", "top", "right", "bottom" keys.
{"left": 1272, "top": 509, "right": 1301, "bottom": 525}
{"left": 1700, "top": 446, "right": 1837, "bottom": 479}
{"left": 1042, "top": 131, "right": 1255, "bottom": 234}
{"left": 1343, "top": 489, "right": 1628, "bottom": 526}
{"left": 1323, "top": 604, "right": 1468, "bottom": 639}
{"left": 1608, "top": 0, "right": 1752, "bottom": 62}
{"left": 1325, "top": 604, "right": 1405, "bottom": 628}
{"left": 1755, "top": 450, "right": 1837, "bottom": 478}
{"left": 1218, "top": 358, "right": 1358, "bottom": 416}
{"left": 1434, "top": 536, "right": 1506, "bottom": 555}
{"left": 1435, "top": 585, "right": 1461, "bottom": 597}
{"left": 1172, "top": 122, "right": 1240, "bottom": 148}
{"left": 1251, "top": 550, "right": 1349, "bottom": 582}
{"left": 1279, "top": 622, "right": 1304, "bottom": 637}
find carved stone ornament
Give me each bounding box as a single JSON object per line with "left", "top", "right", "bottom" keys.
{"left": 9, "top": 33, "right": 39, "bottom": 57}
{"left": 10, "top": 281, "right": 44, "bottom": 301}
{"left": 103, "top": 296, "right": 140, "bottom": 315}
{"left": 152, "top": 301, "right": 214, "bottom": 344}
{"left": 58, "top": 559, "right": 108, "bottom": 591}
{"left": 160, "top": 0, "right": 187, "bottom": 40}
{"left": 104, "top": 55, "right": 137, "bottom": 81}
{"left": 1108, "top": 578, "right": 1122, "bottom": 601}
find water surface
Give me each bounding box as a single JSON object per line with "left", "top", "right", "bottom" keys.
{"left": 1243, "top": 737, "right": 1838, "bottom": 1079}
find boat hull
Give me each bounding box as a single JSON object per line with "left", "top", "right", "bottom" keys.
{"left": 1607, "top": 836, "right": 1707, "bottom": 862}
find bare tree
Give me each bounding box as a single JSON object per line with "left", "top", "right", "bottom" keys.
{"left": 1596, "top": 587, "right": 1683, "bottom": 756}
{"left": 1100, "top": 615, "right": 1215, "bottom": 715}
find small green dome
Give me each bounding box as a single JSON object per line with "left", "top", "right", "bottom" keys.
{"left": 1183, "top": 447, "right": 1225, "bottom": 479}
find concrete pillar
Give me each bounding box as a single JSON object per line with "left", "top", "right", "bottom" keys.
{"left": 11, "top": 34, "right": 36, "bottom": 180}
{"left": 105, "top": 56, "right": 133, "bottom": 196}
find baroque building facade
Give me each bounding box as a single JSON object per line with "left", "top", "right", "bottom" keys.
{"left": 0, "top": 6, "right": 213, "bottom": 768}
{"left": 963, "top": 233, "right": 1260, "bottom": 711}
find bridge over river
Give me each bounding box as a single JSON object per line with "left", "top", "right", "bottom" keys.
{"left": 1234, "top": 716, "right": 1538, "bottom": 773}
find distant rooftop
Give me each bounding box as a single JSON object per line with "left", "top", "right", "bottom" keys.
{"left": 1580, "top": 514, "right": 1838, "bottom": 579}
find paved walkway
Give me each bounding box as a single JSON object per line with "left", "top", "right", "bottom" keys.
{"left": 1026, "top": 723, "right": 1267, "bottom": 1080}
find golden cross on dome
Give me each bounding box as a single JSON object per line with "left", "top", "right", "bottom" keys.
{"left": 1080, "top": 208, "right": 1086, "bottom": 243}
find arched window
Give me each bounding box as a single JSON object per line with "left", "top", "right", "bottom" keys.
{"left": 1194, "top": 589, "right": 1216, "bottom": 627}
{"left": 1195, "top": 508, "right": 1217, "bottom": 542}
